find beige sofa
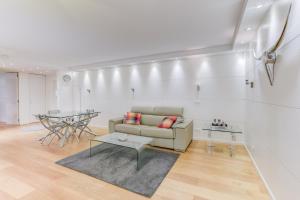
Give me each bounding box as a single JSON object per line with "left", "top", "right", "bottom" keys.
{"left": 109, "top": 106, "right": 193, "bottom": 152}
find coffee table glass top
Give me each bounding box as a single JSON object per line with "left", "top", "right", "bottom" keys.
{"left": 93, "top": 132, "right": 153, "bottom": 151}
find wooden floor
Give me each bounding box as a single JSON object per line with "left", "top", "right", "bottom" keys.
{"left": 0, "top": 125, "right": 270, "bottom": 200}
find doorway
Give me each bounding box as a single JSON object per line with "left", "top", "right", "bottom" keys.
{"left": 0, "top": 72, "right": 19, "bottom": 125}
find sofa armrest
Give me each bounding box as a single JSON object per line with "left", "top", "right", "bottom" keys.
{"left": 173, "top": 120, "right": 193, "bottom": 129}
{"left": 108, "top": 117, "right": 123, "bottom": 133}
{"left": 173, "top": 120, "right": 193, "bottom": 152}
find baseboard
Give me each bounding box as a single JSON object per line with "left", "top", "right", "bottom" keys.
{"left": 244, "top": 145, "right": 276, "bottom": 200}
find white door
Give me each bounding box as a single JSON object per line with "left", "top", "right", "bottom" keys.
{"left": 29, "top": 74, "right": 46, "bottom": 122}
{"left": 0, "top": 72, "right": 19, "bottom": 124}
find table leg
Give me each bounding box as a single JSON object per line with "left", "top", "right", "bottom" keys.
{"left": 59, "top": 126, "right": 69, "bottom": 147}
{"left": 136, "top": 147, "right": 145, "bottom": 170}
{"left": 90, "top": 140, "right": 92, "bottom": 158}
{"left": 137, "top": 150, "right": 140, "bottom": 170}
{"left": 208, "top": 130, "right": 213, "bottom": 154}
{"left": 230, "top": 133, "right": 236, "bottom": 157}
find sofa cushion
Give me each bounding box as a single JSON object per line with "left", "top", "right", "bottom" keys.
{"left": 131, "top": 106, "right": 155, "bottom": 115}
{"left": 140, "top": 126, "right": 174, "bottom": 139}
{"left": 141, "top": 115, "right": 166, "bottom": 126}
{"left": 153, "top": 107, "right": 183, "bottom": 117}
{"left": 115, "top": 124, "right": 140, "bottom": 135}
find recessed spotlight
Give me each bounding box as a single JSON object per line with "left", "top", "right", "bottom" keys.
{"left": 256, "top": 4, "right": 263, "bottom": 8}
{"left": 245, "top": 27, "right": 252, "bottom": 31}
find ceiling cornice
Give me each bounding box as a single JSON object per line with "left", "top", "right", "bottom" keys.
{"left": 232, "top": 0, "right": 248, "bottom": 48}
{"left": 69, "top": 44, "right": 232, "bottom": 71}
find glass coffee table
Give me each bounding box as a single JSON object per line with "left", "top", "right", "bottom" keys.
{"left": 202, "top": 124, "right": 242, "bottom": 157}
{"left": 89, "top": 132, "right": 153, "bottom": 170}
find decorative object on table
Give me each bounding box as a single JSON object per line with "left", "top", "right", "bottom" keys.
{"left": 118, "top": 135, "right": 128, "bottom": 142}
{"left": 56, "top": 143, "right": 179, "bottom": 197}
{"left": 211, "top": 118, "right": 228, "bottom": 128}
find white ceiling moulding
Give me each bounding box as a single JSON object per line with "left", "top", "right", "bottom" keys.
{"left": 69, "top": 44, "right": 232, "bottom": 71}
{"left": 232, "top": 0, "right": 248, "bottom": 47}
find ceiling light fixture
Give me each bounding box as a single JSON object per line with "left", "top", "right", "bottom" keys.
{"left": 245, "top": 27, "right": 252, "bottom": 31}
{"left": 256, "top": 4, "right": 263, "bottom": 8}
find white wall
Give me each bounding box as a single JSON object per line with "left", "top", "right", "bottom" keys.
{"left": 45, "top": 74, "right": 58, "bottom": 111}
{"left": 245, "top": 0, "right": 300, "bottom": 199}
{"left": 54, "top": 52, "right": 247, "bottom": 142}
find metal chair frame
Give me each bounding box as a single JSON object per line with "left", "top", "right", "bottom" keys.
{"left": 37, "top": 115, "right": 66, "bottom": 145}
{"left": 74, "top": 112, "right": 98, "bottom": 138}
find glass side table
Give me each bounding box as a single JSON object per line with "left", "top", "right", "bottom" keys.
{"left": 202, "top": 124, "right": 242, "bottom": 157}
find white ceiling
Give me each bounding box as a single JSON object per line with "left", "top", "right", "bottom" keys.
{"left": 234, "top": 0, "right": 273, "bottom": 47}
{"left": 0, "top": 0, "right": 272, "bottom": 72}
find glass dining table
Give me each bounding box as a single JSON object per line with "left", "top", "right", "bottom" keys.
{"left": 37, "top": 111, "right": 100, "bottom": 147}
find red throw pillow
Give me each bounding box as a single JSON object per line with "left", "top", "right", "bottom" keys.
{"left": 124, "top": 112, "right": 142, "bottom": 125}
{"left": 136, "top": 113, "right": 142, "bottom": 125}
{"left": 158, "top": 116, "right": 177, "bottom": 128}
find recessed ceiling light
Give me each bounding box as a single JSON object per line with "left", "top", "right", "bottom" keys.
{"left": 256, "top": 4, "right": 263, "bottom": 8}
{"left": 245, "top": 27, "right": 252, "bottom": 31}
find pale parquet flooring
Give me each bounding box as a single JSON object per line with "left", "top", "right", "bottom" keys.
{"left": 0, "top": 125, "right": 270, "bottom": 200}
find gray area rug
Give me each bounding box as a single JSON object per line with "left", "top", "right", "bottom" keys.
{"left": 56, "top": 143, "right": 179, "bottom": 197}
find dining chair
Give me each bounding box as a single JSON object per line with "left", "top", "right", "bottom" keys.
{"left": 37, "top": 115, "right": 66, "bottom": 145}
{"left": 75, "top": 112, "right": 98, "bottom": 138}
